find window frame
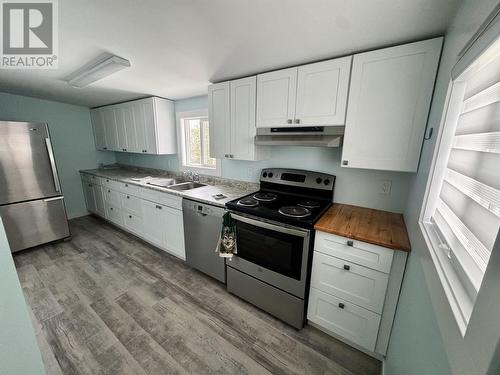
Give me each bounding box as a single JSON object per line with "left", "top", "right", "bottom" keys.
{"left": 176, "top": 109, "right": 221, "bottom": 177}
{"left": 419, "top": 33, "right": 500, "bottom": 336}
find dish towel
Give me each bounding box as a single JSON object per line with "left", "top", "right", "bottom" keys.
{"left": 216, "top": 212, "right": 237, "bottom": 258}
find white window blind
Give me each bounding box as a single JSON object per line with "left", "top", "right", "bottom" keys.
{"left": 423, "top": 37, "right": 500, "bottom": 320}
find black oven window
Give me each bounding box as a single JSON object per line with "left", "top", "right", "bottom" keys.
{"left": 236, "top": 221, "right": 304, "bottom": 280}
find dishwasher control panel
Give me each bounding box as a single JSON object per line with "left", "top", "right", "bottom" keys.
{"left": 186, "top": 200, "right": 218, "bottom": 215}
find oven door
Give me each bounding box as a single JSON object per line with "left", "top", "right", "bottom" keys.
{"left": 229, "top": 213, "right": 311, "bottom": 298}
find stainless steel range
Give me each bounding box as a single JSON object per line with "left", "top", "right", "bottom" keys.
{"left": 225, "top": 168, "right": 335, "bottom": 329}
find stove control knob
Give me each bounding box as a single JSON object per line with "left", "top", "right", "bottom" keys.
{"left": 263, "top": 172, "right": 268, "bottom": 178}
{"left": 268, "top": 172, "right": 274, "bottom": 178}
{"left": 324, "top": 179, "right": 331, "bottom": 185}
{"left": 316, "top": 177, "right": 322, "bottom": 184}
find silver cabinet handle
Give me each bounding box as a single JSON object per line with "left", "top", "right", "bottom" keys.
{"left": 295, "top": 119, "right": 300, "bottom": 124}
{"left": 287, "top": 119, "right": 293, "bottom": 124}
{"left": 45, "top": 138, "right": 61, "bottom": 192}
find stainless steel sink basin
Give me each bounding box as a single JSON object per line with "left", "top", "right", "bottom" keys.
{"left": 167, "top": 182, "right": 206, "bottom": 191}
{"left": 145, "top": 177, "right": 180, "bottom": 188}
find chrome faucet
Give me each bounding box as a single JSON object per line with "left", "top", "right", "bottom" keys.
{"left": 183, "top": 171, "right": 199, "bottom": 182}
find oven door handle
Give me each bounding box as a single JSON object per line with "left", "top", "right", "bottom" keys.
{"left": 230, "top": 213, "right": 309, "bottom": 238}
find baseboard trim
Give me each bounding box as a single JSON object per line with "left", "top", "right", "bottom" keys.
{"left": 67, "top": 211, "right": 90, "bottom": 220}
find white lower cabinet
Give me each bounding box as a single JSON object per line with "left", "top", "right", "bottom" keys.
{"left": 141, "top": 200, "right": 166, "bottom": 248}
{"left": 105, "top": 203, "right": 123, "bottom": 226}
{"left": 82, "top": 180, "right": 97, "bottom": 214}
{"left": 123, "top": 212, "right": 143, "bottom": 236}
{"left": 308, "top": 230, "right": 405, "bottom": 356}
{"left": 163, "top": 206, "right": 185, "bottom": 259}
{"left": 308, "top": 288, "right": 381, "bottom": 351}
{"left": 80, "top": 173, "right": 185, "bottom": 260}
{"left": 94, "top": 185, "right": 106, "bottom": 217}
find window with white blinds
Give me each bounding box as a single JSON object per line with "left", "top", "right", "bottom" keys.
{"left": 421, "top": 36, "right": 500, "bottom": 334}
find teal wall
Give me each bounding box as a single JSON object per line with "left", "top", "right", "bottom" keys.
{"left": 0, "top": 92, "right": 116, "bottom": 218}
{"left": 116, "top": 96, "right": 413, "bottom": 213}
{"left": 0, "top": 218, "right": 46, "bottom": 375}
{"left": 384, "top": 1, "right": 500, "bottom": 374}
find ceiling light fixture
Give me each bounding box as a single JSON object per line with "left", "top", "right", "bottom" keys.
{"left": 66, "top": 55, "right": 131, "bottom": 88}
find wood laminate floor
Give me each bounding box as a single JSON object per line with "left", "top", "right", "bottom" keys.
{"left": 14, "top": 215, "right": 381, "bottom": 375}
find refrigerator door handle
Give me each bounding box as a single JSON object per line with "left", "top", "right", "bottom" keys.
{"left": 43, "top": 196, "right": 64, "bottom": 202}
{"left": 45, "top": 138, "right": 61, "bottom": 193}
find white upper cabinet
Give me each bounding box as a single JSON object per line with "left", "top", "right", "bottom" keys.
{"left": 208, "top": 82, "right": 230, "bottom": 159}
{"left": 209, "top": 78, "right": 269, "bottom": 161}
{"left": 295, "top": 57, "right": 352, "bottom": 126}
{"left": 90, "top": 97, "right": 176, "bottom": 155}
{"left": 256, "top": 67, "right": 297, "bottom": 128}
{"left": 90, "top": 109, "right": 107, "bottom": 151}
{"left": 341, "top": 38, "right": 442, "bottom": 172}
{"left": 102, "top": 107, "right": 119, "bottom": 151}
{"left": 256, "top": 56, "right": 351, "bottom": 128}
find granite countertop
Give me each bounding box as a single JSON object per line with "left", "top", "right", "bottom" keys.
{"left": 80, "top": 166, "right": 258, "bottom": 207}
{"left": 315, "top": 203, "right": 411, "bottom": 251}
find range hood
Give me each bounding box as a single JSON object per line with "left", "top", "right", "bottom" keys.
{"left": 254, "top": 126, "right": 343, "bottom": 147}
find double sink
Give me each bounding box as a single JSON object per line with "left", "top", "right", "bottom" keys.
{"left": 144, "top": 177, "right": 206, "bottom": 191}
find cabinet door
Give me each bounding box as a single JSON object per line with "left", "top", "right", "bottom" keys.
{"left": 163, "top": 207, "right": 185, "bottom": 259}
{"left": 122, "top": 105, "right": 139, "bottom": 152}
{"left": 123, "top": 212, "right": 143, "bottom": 236}
{"left": 256, "top": 67, "right": 297, "bottom": 128}
{"left": 113, "top": 106, "right": 128, "bottom": 152}
{"left": 208, "top": 82, "right": 230, "bottom": 159}
{"left": 341, "top": 38, "right": 442, "bottom": 172}
{"left": 133, "top": 100, "right": 158, "bottom": 154}
{"left": 82, "top": 181, "right": 96, "bottom": 213}
{"left": 102, "top": 107, "right": 119, "bottom": 151}
{"left": 295, "top": 57, "right": 351, "bottom": 126}
{"left": 141, "top": 200, "right": 165, "bottom": 248}
{"left": 230, "top": 76, "right": 257, "bottom": 160}
{"left": 90, "top": 109, "right": 108, "bottom": 150}
{"left": 94, "top": 184, "right": 106, "bottom": 217}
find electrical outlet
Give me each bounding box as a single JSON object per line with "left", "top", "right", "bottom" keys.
{"left": 380, "top": 180, "right": 392, "bottom": 195}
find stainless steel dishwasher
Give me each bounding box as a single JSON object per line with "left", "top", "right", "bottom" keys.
{"left": 182, "top": 198, "right": 226, "bottom": 283}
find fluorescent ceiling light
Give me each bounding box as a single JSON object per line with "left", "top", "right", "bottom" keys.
{"left": 66, "top": 55, "right": 131, "bottom": 88}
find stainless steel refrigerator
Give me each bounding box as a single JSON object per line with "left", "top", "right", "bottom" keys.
{"left": 0, "top": 121, "right": 70, "bottom": 252}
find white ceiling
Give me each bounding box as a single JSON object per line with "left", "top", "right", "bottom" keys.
{"left": 0, "top": 0, "right": 459, "bottom": 108}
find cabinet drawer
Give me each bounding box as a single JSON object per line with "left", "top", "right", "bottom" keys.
{"left": 308, "top": 288, "right": 380, "bottom": 351}
{"left": 315, "top": 231, "right": 393, "bottom": 273}
{"left": 139, "top": 187, "right": 182, "bottom": 209}
{"left": 103, "top": 188, "right": 123, "bottom": 207}
{"left": 105, "top": 203, "right": 123, "bottom": 226}
{"left": 118, "top": 181, "right": 140, "bottom": 196}
{"left": 121, "top": 194, "right": 142, "bottom": 216}
{"left": 123, "top": 212, "right": 143, "bottom": 235}
{"left": 311, "top": 252, "right": 388, "bottom": 313}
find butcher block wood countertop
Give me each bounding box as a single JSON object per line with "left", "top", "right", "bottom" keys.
{"left": 315, "top": 203, "right": 411, "bottom": 252}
